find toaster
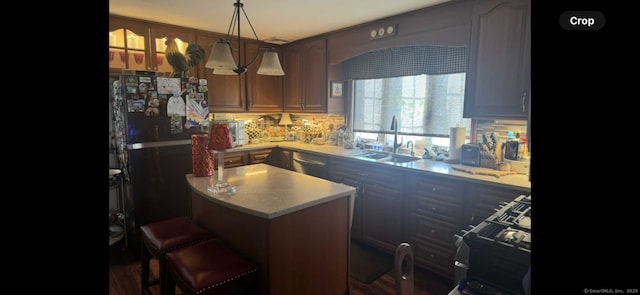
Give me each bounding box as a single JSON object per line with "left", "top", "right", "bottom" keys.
{"left": 461, "top": 144, "right": 481, "bottom": 166}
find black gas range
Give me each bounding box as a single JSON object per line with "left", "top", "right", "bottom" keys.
{"left": 457, "top": 194, "right": 531, "bottom": 295}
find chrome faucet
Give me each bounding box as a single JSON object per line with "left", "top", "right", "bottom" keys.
{"left": 390, "top": 115, "right": 402, "bottom": 154}
{"left": 406, "top": 141, "right": 414, "bottom": 156}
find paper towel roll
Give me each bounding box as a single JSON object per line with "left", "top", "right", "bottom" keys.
{"left": 192, "top": 134, "right": 214, "bottom": 177}
{"left": 449, "top": 127, "right": 466, "bottom": 161}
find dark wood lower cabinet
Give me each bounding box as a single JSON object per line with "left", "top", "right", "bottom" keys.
{"left": 191, "top": 189, "right": 351, "bottom": 295}
{"left": 361, "top": 183, "right": 404, "bottom": 253}
{"left": 248, "top": 149, "right": 273, "bottom": 164}
{"left": 404, "top": 174, "right": 465, "bottom": 279}
{"left": 328, "top": 159, "right": 403, "bottom": 253}
{"left": 215, "top": 148, "right": 275, "bottom": 169}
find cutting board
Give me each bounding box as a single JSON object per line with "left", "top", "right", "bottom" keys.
{"left": 451, "top": 165, "right": 518, "bottom": 178}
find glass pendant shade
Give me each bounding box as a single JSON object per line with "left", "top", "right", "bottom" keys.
{"left": 212, "top": 68, "right": 239, "bottom": 75}
{"left": 205, "top": 1, "right": 285, "bottom": 76}
{"left": 257, "top": 51, "right": 285, "bottom": 76}
{"left": 205, "top": 41, "right": 237, "bottom": 70}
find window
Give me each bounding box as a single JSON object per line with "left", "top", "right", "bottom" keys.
{"left": 352, "top": 73, "right": 470, "bottom": 137}
{"left": 342, "top": 45, "right": 470, "bottom": 150}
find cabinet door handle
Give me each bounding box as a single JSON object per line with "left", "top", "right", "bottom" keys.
{"left": 522, "top": 92, "right": 528, "bottom": 112}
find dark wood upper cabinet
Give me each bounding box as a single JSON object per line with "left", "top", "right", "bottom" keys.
{"left": 463, "top": 0, "right": 531, "bottom": 119}
{"left": 283, "top": 38, "right": 327, "bottom": 113}
{"left": 195, "top": 33, "right": 245, "bottom": 112}
{"left": 109, "top": 15, "right": 196, "bottom": 78}
{"left": 245, "top": 42, "right": 284, "bottom": 112}
{"left": 283, "top": 42, "right": 303, "bottom": 111}
{"left": 194, "top": 34, "right": 284, "bottom": 113}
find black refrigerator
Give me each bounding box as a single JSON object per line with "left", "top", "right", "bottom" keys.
{"left": 110, "top": 70, "right": 209, "bottom": 257}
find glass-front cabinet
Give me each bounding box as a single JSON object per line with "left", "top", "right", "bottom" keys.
{"left": 109, "top": 15, "right": 196, "bottom": 77}
{"left": 108, "top": 21, "right": 149, "bottom": 74}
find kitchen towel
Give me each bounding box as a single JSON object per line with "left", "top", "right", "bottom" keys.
{"left": 192, "top": 134, "right": 214, "bottom": 177}
{"left": 449, "top": 127, "right": 466, "bottom": 162}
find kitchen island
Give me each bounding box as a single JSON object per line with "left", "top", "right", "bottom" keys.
{"left": 186, "top": 164, "right": 356, "bottom": 295}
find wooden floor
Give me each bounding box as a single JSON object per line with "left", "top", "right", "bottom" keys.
{"left": 109, "top": 241, "right": 455, "bottom": 295}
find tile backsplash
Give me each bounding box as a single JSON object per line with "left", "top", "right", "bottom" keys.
{"left": 212, "top": 113, "right": 528, "bottom": 156}
{"left": 474, "top": 119, "right": 528, "bottom": 144}
{"left": 211, "top": 113, "right": 346, "bottom": 142}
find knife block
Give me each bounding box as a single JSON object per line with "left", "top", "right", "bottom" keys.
{"left": 480, "top": 142, "right": 503, "bottom": 169}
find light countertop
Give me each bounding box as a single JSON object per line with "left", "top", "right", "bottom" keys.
{"left": 186, "top": 164, "right": 356, "bottom": 219}
{"left": 227, "top": 141, "right": 531, "bottom": 191}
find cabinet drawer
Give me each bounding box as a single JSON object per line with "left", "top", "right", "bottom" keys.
{"left": 406, "top": 196, "right": 463, "bottom": 225}
{"left": 409, "top": 237, "right": 455, "bottom": 279}
{"left": 405, "top": 213, "right": 460, "bottom": 248}
{"left": 216, "top": 152, "right": 247, "bottom": 168}
{"left": 407, "top": 176, "right": 464, "bottom": 203}
{"left": 248, "top": 149, "right": 272, "bottom": 164}
{"left": 330, "top": 160, "right": 403, "bottom": 191}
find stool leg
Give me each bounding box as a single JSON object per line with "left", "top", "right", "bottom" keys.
{"left": 141, "top": 242, "right": 151, "bottom": 295}
{"left": 165, "top": 267, "right": 176, "bottom": 295}
{"left": 159, "top": 259, "right": 167, "bottom": 295}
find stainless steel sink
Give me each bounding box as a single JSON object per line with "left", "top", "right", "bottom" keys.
{"left": 382, "top": 154, "right": 422, "bottom": 163}
{"left": 354, "top": 151, "right": 421, "bottom": 163}
{"left": 353, "top": 151, "right": 390, "bottom": 160}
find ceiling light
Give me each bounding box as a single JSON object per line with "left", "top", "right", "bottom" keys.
{"left": 204, "top": 0, "right": 285, "bottom": 76}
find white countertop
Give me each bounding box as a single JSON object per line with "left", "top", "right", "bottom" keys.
{"left": 186, "top": 164, "right": 356, "bottom": 219}
{"left": 228, "top": 141, "right": 531, "bottom": 191}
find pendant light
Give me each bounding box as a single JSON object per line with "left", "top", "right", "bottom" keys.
{"left": 205, "top": 0, "right": 285, "bottom": 76}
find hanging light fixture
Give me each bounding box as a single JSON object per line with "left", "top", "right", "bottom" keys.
{"left": 205, "top": 0, "right": 285, "bottom": 76}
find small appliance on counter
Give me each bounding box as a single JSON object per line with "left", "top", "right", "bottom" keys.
{"left": 460, "top": 144, "right": 481, "bottom": 166}
{"left": 504, "top": 140, "right": 520, "bottom": 160}
{"left": 212, "top": 120, "right": 245, "bottom": 147}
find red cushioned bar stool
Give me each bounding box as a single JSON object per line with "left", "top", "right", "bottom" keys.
{"left": 165, "top": 238, "right": 259, "bottom": 295}
{"left": 140, "top": 216, "right": 214, "bottom": 295}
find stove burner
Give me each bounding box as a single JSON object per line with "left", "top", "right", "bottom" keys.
{"left": 497, "top": 228, "right": 531, "bottom": 246}
{"left": 516, "top": 216, "right": 531, "bottom": 229}
{"left": 486, "top": 195, "right": 531, "bottom": 231}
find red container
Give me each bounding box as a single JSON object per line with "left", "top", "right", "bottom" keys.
{"left": 191, "top": 134, "right": 214, "bottom": 177}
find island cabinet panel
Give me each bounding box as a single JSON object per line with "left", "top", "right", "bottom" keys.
{"left": 268, "top": 197, "right": 349, "bottom": 295}
{"left": 187, "top": 165, "right": 354, "bottom": 295}
{"left": 403, "top": 173, "right": 465, "bottom": 280}
{"left": 192, "top": 193, "right": 349, "bottom": 295}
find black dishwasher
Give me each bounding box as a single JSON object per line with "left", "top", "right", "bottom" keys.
{"left": 291, "top": 152, "right": 328, "bottom": 179}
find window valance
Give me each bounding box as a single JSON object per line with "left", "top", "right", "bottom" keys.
{"left": 342, "top": 45, "right": 467, "bottom": 80}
